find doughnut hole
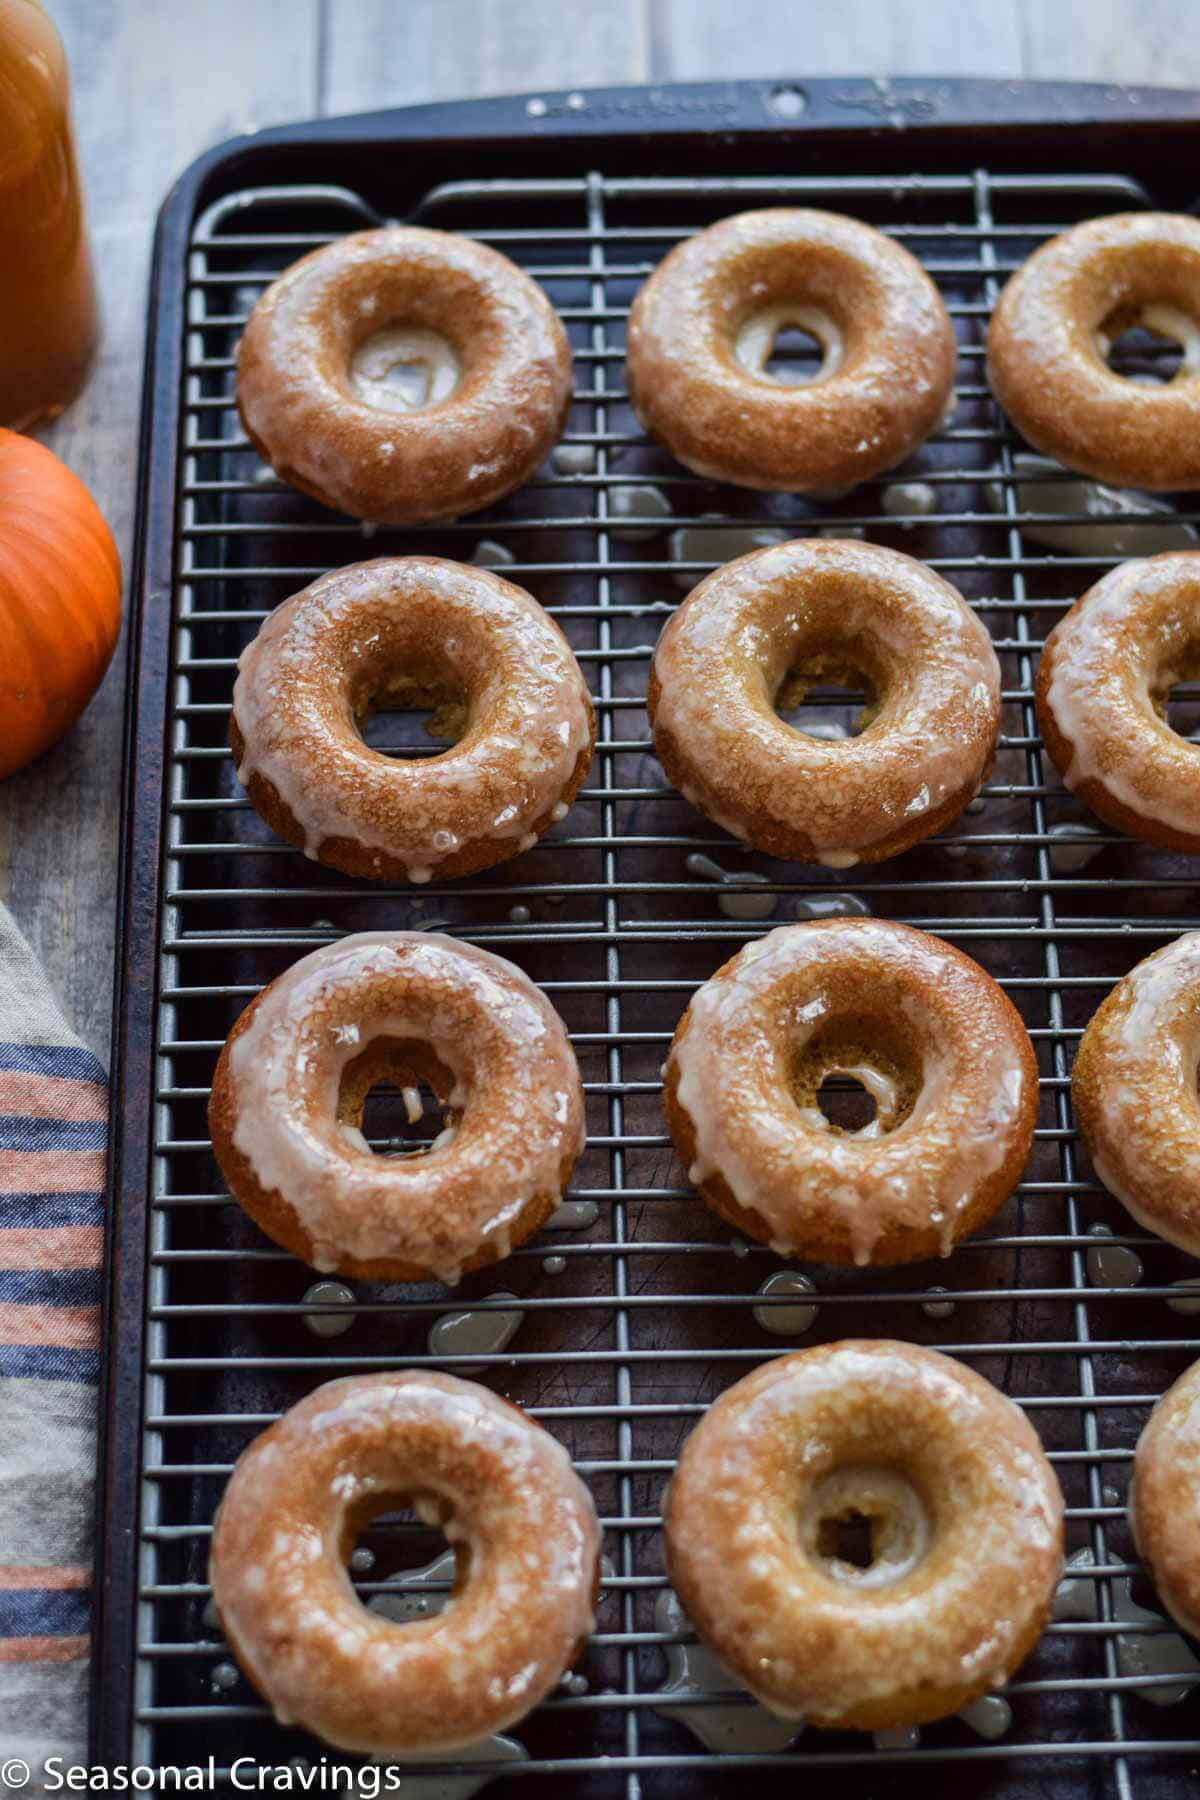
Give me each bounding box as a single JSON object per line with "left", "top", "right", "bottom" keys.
{"left": 340, "top": 1487, "right": 469, "bottom": 1620}
{"left": 802, "top": 1466, "right": 932, "bottom": 1591}
{"left": 354, "top": 655, "right": 469, "bottom": 758}
{"left": 1097, "top": 302, "right": 1196, "bottom": 384}
{"left": 331, "top": 263, "right": 486, "bottom": 422}
{"left": 1151, "top": 636, "right": 1200, "bottom": 742}
{"left": 788, "top": 1017, "right": 920, "bottom": 1142}
{"left": 766, "top": 324, "right": 825, "bottom": 385}
{"left": 774, "top": 645, "right": 884, "bottom": 740}
{"left": 337, "top": 1037, "right": 462, "bottom": 1159}
{"left": 734, "top": 301, "right": 845, "bottom": 389}
{"left": 814, "top": 1074, "right": 878, "bottom": 1135}
{"left": 349, "top": 325, "right": 462, "bottom": 413}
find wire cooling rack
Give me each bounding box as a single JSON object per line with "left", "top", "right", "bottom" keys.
{"left": 119, "top": 152, "right": 1200, "bottom": 1799}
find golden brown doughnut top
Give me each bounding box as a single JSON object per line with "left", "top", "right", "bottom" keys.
{"left": 988, "top": 212, "right": 1200, "bottom": 490}
{"left": 236, "top": 226, "right": 572, "bottom": 522}
{"left": 210, "top": 1371, "right": 601, "bottom": 1754}
{"left": 223, "top": 932, "right": 585, "bottom": 1283}
{"left": 665, "top": 1341, "right": 1063, "bottom": 1728}
{"left": 233, "top": 557, "right": 593, "bottom": 882}
{"left": 650, "top": 538, "right": 999, "bottom": 867}
{"left": 1039, "top": 551, "right": 1200, "bottom": 844}
{"left": 626, "top": 208, "right": 956, "bottom": 492}
{"left": 1133, "top": 1359, "right": 1200, "bottom": 1639}
{"left": 667, "top": 920, "right": 1035, "bottom": 1264}
{"left": 1073, "top": 931, "right": 1200, "bottom": 1257}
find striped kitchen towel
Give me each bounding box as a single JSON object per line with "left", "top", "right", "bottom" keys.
{"left": 0, "top": 902, "right": 106, "bottom": 1773}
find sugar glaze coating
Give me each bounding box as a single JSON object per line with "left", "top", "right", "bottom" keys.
{"left": 1133, "top": 1359, "right": 1200, "bottom": 1639}
{"left": 665, "top": 1342, "right": 1063, "bottom": 1730}
{"left": 208, "top": 932, "right": 586, "bottom": 1283}
{"left": 663, "top": 920, "right": 1037, "bottom": 1266}
{"left": 1073, "top": 932, "right": 1200, "bottom": 1255}
{"left": 626, "top": 209, "right": 956, "bottom": 493}
{"left": 649, "top": 539, "right": 1000, "bottom": 866}
{"left": 237, "top": 226, "right": 572, "bottom": 522}
{"left": 988, "top": 213, "right": 1200, "bottom": 491}
{"left": 209, "top": 1372, "right": 601, "bottom": 1755}
{"left": 232, "top": 557, "right": 594, "bottom": 883}
{"left": 1036, "top": 552, "right": 1200, "bottom": 852}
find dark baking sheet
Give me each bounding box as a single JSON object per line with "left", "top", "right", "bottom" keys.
{"left": 95, "top": 77, "right": 1200, "bottom": 1799}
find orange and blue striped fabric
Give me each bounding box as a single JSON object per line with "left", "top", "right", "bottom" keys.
{"left": 0, "top": 1034, "right": 106, "bottom": 1760}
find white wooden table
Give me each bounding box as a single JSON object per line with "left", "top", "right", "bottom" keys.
{"left": 5, "top": 0, "right": 1196, "bottom": 1055}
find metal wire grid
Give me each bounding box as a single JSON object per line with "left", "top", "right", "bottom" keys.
{"left": 129, "top": 160, "right": 1200, "bottom": 1797}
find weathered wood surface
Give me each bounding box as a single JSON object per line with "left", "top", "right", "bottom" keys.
{"left": 3, "top": 0, "right": 1196, "bottom": 1054}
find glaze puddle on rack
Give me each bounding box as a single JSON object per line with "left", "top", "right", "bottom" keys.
{"left": 367, "top": 1550, "right": 531, "bottom": 1797}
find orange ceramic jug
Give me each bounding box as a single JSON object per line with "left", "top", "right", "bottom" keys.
{"left": 0, "top": 1, "right": 97, "bottom": 429}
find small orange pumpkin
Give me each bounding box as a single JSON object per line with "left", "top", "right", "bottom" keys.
{"left": 0, "top": 428, "right": 121, "bottom": 779}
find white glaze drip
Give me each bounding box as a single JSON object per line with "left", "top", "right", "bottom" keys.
{"left": 1085, "top": 1224, "right": 1143, "bottom": 1288}
{"left": 958, "top": 1694, "right": 1011, "bottom": 1739}
{"left": 797, "top": 719, "right": 850, "bottom": 741}
{"left": 303, "top": 1279, "right": 357, "bottom": 1339}
{"left": 795, "top": 892, "right": 872, "bottom": 921}
{"left": 608, "top": 483, "right": 673, "bottom": 540}
{"left": 734, "top": 303, "right": 843, "bottom": 388}
{"left": 669, "top": 518, "right": 787, "bottom": 591}
{"left": 545, "top": 1199, "right": 600, "bottom": 1230}
{"left": 1047, "top": 822, "right": 1105, "bottom": 873}
{"left": 1167, "top": 1279, "right": 1200, "bottom": 1315}
{"left": 470, "top": 539, "right": 515, "bottom": 569}
{"left": 652, "top": 1587, "right": 802, "bottom": 1753}
{"left": 753, "top": 1271, "right": 818, "bottom": 1336}
{"left": 371, "top": 1732, "right": 528, "bottom": 1798}
{"left": 986, "top": 453, "right": 1196, "bottom": 557}
{"left": 1052, "top": 1548, "right": 1100, "bottom": 1622}
{"left": 428, "top": 1295, "right": 524, "bottom": 1365}
{"left": 1114, "top": 1582, "right": 1200, "bottom": 1705}
{"left": 350, "top": 327, "right": 461, "bottom": 413}
{"left": 881, "top": 481, "right": 937, "bottom": 522}
{"left": 550, "top": 443, "right": 597, "bottom": 475}
{"left": 684, "top": 852, "right": 777, "bottom": 921}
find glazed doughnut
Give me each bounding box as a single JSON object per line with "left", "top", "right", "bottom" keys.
{"left": 988, "top": 212, "right": 1200, "bottom": 490}
{"left": 232, "top": 557, "right": 594, "bottom": 883}
{"left": 210, "top": 1371, "right": 601, "bottom": 1755}
{"left": 237, "top": 225, "right": 572, "bottom": 522}
{"left": 209, "top": 932, "right": 585, "bottom": 1282}
{"left": 1036, "top": 552, "right": 1200, "bottom": 852}
{"left": 648, "top": 539, "right": 1000, "bottom": 867}
{"left": 664, "top": 1341, "right": 1064, "bottom": 1731}
{"left": 1132, "top": 1359, "right": 1200, "bottom": 1640}
{"left": 625, "top": 209, "right": 956, "bottom": 492}
{"left": 663, "top": 919, "right": 1038, "bottom": 1266}
{"left": 1073, "top": 932, "right": 1200, "bottom": 1255}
